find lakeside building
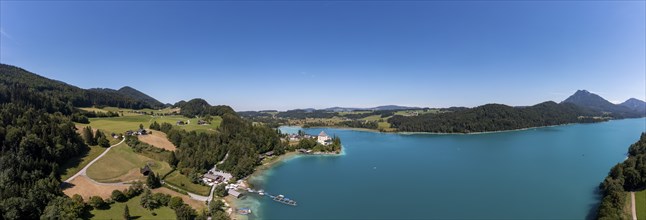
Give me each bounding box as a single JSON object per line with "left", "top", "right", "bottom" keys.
{"left": 228, "top": 189, "right": 243, "bottom": 198}
{"left": 317, "top": 131, "right": 331, "bottom": 145}
{"left": 202, "top": 168, "right": 233, "bottom": 186}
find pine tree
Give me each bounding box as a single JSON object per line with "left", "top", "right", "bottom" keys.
{"left": 123, "top": 204, "right": 130, "bottom": 220}
{"left": 146, "top": 172, "right": 160, "bottom": 188}
{"left": 168, "top": 152, "right": 178, "bottom": 168}
{"left": 83, "top": 126, "right": 95, "bottom": 145}
{"left": 96, "top": 130, "right": 110, "bottom": 147}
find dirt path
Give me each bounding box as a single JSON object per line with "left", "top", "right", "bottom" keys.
{"left": 632, "top": 191, "right": 637, "bottom": 220}
{"left": 64, "top": 137, "right": 126, "bottom": 183}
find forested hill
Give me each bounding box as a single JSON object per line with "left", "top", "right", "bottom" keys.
{"left": 387, "top": 101, "right": 601, "bottom": 133}
{"left": 117, "top": 86, "right": 165, "bottom": 108}
{"left": 173, "top": 98, "right": 235, "bottom": 118}
{"left": 0, "top": 64, "right": 157, "bottom": 109}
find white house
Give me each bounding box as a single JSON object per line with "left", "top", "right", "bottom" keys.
{"left": 317, "top": 131, "right": 331, "bottom": 145}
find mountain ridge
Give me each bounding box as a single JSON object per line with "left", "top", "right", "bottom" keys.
{"left": 561, "top": 89, "right": 643, "bottom": 118}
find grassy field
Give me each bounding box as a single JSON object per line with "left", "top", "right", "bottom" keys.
{"left": 83, "top": 114, "right": 221, "bottom": 135}
{"left": 89, "top": 194, "right": 176, "bottom": 219}
{"left": 59, "top": 145, "right": 107, "bottom": 180}
{"left": 164, "top": 170, "right": 211, "bottom": 196}
{"left": 150, "top": 116, "right": 222, "bottom": 132}
{"left": 86, "top": 144, "right": 172, "bottom": 183}
{"left": 80, "top": 107, "right": 180, "bottom": 116}
{"left": 636, "top": 191, "right": 646, "bottom": 219}
{"left": 82, "top": 115, "right": 153, "bottom": 135}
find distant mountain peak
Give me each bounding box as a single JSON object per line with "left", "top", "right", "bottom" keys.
{"left": 562, "top": 90, "right": 643, "bottom": 117}
{"left": 620, "top": 98, "right": 646, "bottom": 112}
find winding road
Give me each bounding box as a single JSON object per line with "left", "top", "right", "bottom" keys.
{"left": 64, "top": 136, "right": 215, "bottom": 202}
{"left": 64, "top": 138, "right": 126, "bottom": 183}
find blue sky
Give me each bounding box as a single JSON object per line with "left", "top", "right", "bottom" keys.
{"left": 1, "top": 1, "right": 644, "bottom": 111}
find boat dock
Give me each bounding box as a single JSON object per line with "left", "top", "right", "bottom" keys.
{"left": 240, "top": 187, "right": 297, "bottom": 206}
{"left": 268, "top": 194, "right": 297, "bottom": 206}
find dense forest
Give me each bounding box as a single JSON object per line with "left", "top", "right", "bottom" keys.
{"left": 173, "top": 98, "right": 235, "bottom": 118}
{"left": 0, "top": 81, "right": 88, "bottom": 218}
{"left": 0, "top": 64, "right": 157, "bottom": 109}
{"left": 117, "top": 86, "right": 166, "bottom": 108}
{"left": 597, "top": 133, "right": 646, "bottom": 219}
{"left": 387, "top": 101, "right": 603, "bottom": 133}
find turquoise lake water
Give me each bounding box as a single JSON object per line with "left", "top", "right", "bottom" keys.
{"left": 236, "top": 118, "right": 646, "bottom": 219}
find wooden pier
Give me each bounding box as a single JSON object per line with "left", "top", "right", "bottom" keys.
{"left": 241, "top": 187, "right": 297, "bottom": 206}
{"left": 268, "top": 194, "right": 297, "bottom": 206}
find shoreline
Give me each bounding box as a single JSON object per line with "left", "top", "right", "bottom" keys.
{"left": 226, "top": 151, "right": 303, "bottom": 219}
{"left": 289, "top": 121, "right": 614, "bottom": 135}
{"left": 228, "top": 149, "right": 344, "bottom": 219}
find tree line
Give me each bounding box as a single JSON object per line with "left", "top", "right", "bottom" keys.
{"left": 388, "top": 101, "right": 604, "bottom": 133}
{"left": 597, "top": 133, "right": 646, "bottom": 219}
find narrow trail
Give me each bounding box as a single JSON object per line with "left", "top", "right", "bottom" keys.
{"left": 65, "top": 138, "right": 126, "bottom": 183}
{"left": 632, "top": 191, "right": 637, "bottom": 220}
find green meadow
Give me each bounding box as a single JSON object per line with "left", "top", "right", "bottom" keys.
{"left": 636, "top": 191, "right": 646, "bottom": 219}
{"left": 86, "top": 144, "right": 172, "bottom": 183}
{"left": 82, "top": 115, "right": 222, "bottom": 135}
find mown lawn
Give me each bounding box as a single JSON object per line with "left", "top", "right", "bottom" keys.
{"left": 84, "top": 115, "right": 153, "bottom": 135}
{"left": 59, "top": 145, "right": 107, "bottom": 181}
{"left": 636, "top": 190, "right": 646, "bottom": 219}
{"left": 86, "top": 144, "right": 172, "bottom": 183}
{"left": 90, "top": 194, "right": 176, "bottom": 219}
{"left": 164, "top": 170, "right": 211, "bottom": 196}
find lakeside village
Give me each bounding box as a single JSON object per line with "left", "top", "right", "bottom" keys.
{"left": 126, "top": 127, "right": 341, "bottom": 215}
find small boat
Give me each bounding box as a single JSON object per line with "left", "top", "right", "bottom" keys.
{"left": 237, "top": 208, "right": 252, "bottom": 215}
{"left": 258, "top": 190, "right": 265, "bottom": 195}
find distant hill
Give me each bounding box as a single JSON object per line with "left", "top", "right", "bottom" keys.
{"left": 117, "top": 86, "right": 164, "bottom": 108}
{"left": 561, "top": 90, "right": 641, "bottom": 118}
{"left": 0, "top": 64, "right": 156, "bottom": 109}
{"left": 388, "top": 101, "right": 600, "bottom": 133}
{"left": 173, "top": 98, "right": 234, "bottom": 117}
{"left": 620, "top": 98, "right": 646, "bottom": 113}
{"left": 322, "top": 105, "right": 421, "bottom": 112}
